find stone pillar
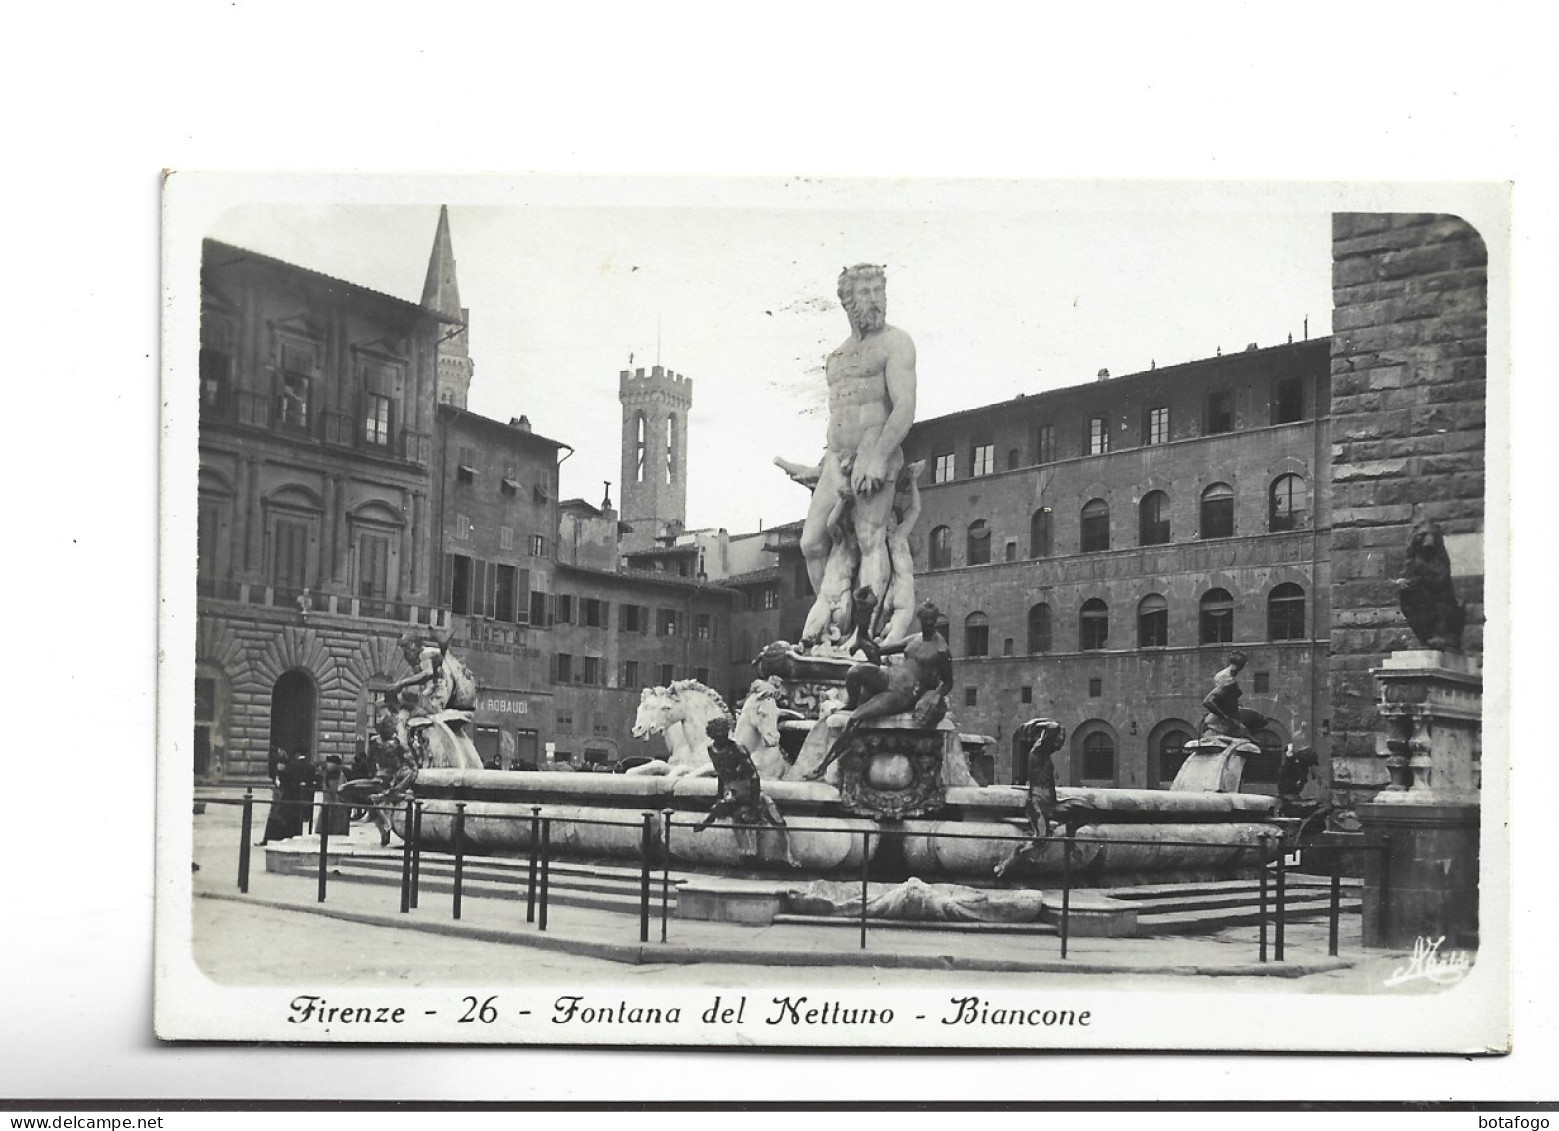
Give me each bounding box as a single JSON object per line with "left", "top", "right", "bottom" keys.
{"left": 1357, "top": 650, "right": 1481, "bottom": 949}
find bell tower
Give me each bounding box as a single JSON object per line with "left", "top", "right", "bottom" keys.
{"left": 421, "top": 205, "right": 474, "bottom": 409}
{"left": 618, "top": 364, "right": 691, "bottom": 553}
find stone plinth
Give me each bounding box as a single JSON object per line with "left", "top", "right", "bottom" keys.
{"left": 1358, "top": 649, "right": 1482, "bottom": 949}
{"left": 1371, "top": 649, "right": 1482, "bottom": 803}
{"left": 1358, "top": 800, "right": 1480, "bottom": 949}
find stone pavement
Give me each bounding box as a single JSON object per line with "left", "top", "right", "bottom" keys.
{"left": 191, "top": 790, "right": 1384, "bottom": 983}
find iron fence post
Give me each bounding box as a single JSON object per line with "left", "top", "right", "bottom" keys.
{"left": 405, "top": 798, "right": 417, "bottom": 911}
{"left": 316, "top": 803, "right": 330, "bottom": 903}
{"left": 237, "top": 788, "right": 253, "bottom": 893}
{"left": 452, "top": 801, "right": 466, "bottom": 921}
{"left": 1258, "top": 848, "right": 1269, "bottom": 963}
{"left": 1329, "top": 845, "right": 1342, "bottom": 958}
{"left": 859, "top": 829, "right": 871, "bottom": 950}
{"left": 639, "top": 812, "right": 655, "bottom": 943}
{"left": 1061, "top": 830, "right": 1073, "bottom": 960}
{"left": 661, "top": 809, "right": 673, "bottom": 944}
{"left": 1275, "top": 841, "right": 1287, "bottom": 962}
{"left": 410, "top": 801, "right": 424, "bottom": 910}
{"left": 527, "top": 806, "right": 540, "bottom": 924}
{"left": 539, "top": 817, "right": 551, "bottom": 932}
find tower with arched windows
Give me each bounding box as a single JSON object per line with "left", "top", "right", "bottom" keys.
{"left": 618, "top": 364, "right": 692, "bottom": 553}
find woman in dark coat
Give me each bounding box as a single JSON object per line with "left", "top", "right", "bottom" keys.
{"left": 258, "top": 750, "right": 317, "bottom": 843}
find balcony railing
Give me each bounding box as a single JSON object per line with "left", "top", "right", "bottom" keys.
{"left": 208, "top": 393, "right": 430, "bottom": 467}
{"left": 198, "top": 581, "right": 448, "bottom": 628}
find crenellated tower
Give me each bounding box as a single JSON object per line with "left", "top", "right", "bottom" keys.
{"left": 422, "top": 205, "right": 474, "bottom": 409}
{"left": 618, "top": 364, "right": 692, "bottom": 553}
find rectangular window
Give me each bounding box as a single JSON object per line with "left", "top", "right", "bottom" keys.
{"left": 273, "top": 519, "right": 310, "bottom": 591}
{"left": 694, "top": 613, "right": 712, "bottom": 640}
{"left": 455, "top": 513, "right": 472, "bottom": 541}
{"left": 554, "top": 653, "right": 574, "bottom": 683}
{"left": 623, "top": 660, "right": 641, "bottom": 687}
{"left": 1146, "top": 405, "right": 1170, "bottom": 445}
{"left": 1088, "top": 677, "right": 1103, "bottom": 698}
{"left": 197, "top": 502, "right": 221, "bottom": 583}
{"left": 456, "top": 446, "right": 476, "bottom": 485}
{"left": 500, "top": 466, "right": 519, "bottom": 496}
{"left": 621, "top": 604, "right": 646, "bottom": 633}
{"left": 449, "top": 554, "right": 473, "bottom": 614}
{"left": 364, "top": 393, "right": 393, "bottom": 447}
{"left": 658, "top": 608, "right": 679, "bottom": 636}
{"left": 964, "top": 687, "right": 978, "bottom": 707}
{"left": 555, "top": 594, "right": 574, "bottom": 625}
{"left": 762, "top": 585, "right": 779, "bottom": 610}
{"left": 1020, "top": 685, "right": 1033, "bottom": 705}
{"left": 1088, "top": 415, "right": 1110, "bottom": 455}
{"left": 1205, "top": 391, "right": 1234, "bottom": 434}
{"left": 1272, "top": 377, "right": 1305, "bottom": 425}
{"left": 966, "top": 623, "right": 989, "bottom": 657}
{"left": 970, "top": 441, "right": 995, "bottom": 477}
{"left": 357, "top": 533, "right": 390, "bottom": 600}
{"left": 581, "top": 597, "right": 605, "bottom": 628}
{"left": 1034, "top": 424, "right": 1054, "bottom": 465}
{"left": 529, "top": 590, "right": 547, "bottom": 626}
{"left": 933, "top": 452, "right": 955, "bottom": 483}
{"left": 1254, "top": 671, "right": 1271, "bottom": 693}
{"left": 694, "top": 666, "right": 711, "bottom": 685}
{"left": 658, "top": 663, "right": 675, "bottom": 686}
{"left": 499, "top": 526, "right": 514, "bottom": 551}
{"left": 200, "top": 347, "right": 231, "bottom": 414}
{"left": 530, "top": 534, "right": 546, "bottom": 557}
{"left": 494, "top": 564, "right": 517, "bottom": 621}
{"left": 582, "top": 656, "right": 602, "bottom": 685}
{"left": 555, "top": 711, "right": 573, "bottom": 733}
{"left": 279, "top": 371, "right": 310, "bottom": 431}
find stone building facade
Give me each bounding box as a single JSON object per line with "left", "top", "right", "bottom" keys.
{"left": 195, "top": 239, "right": 454, "bottom": 780}
{"left": 899, "top": 340, "right": 1333, "bottom": 790}
{"left": 428, "top": 404, "right": 566, "bottom": 769}
{"left": 1326, "top": 213, "right": 1487, "bottom": 823}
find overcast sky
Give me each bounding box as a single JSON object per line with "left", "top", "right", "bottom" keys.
{"left": 208, "top": 182, "right": 1334, "bottom": 534}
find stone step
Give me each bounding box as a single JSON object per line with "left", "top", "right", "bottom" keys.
{"left": 1136, "top": 897, "right": 1362, "bottom": 934}
{"left": 1099, "top": 876, "right": 1360, "bottom": 902}
{"left": 773, "top": 913, "right": 1059, "bottom": 936}
{"left": 317, "top": 865, "right": 668, "bottom": 916}
{"left": 338, "top": 855, "right": 684, "bottom": 899}
{"left": 1110, "top": 888, "right": 1360, "bottom": 914}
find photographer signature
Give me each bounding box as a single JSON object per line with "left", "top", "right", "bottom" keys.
{"left": 1383, "top": 935, "right": 1471, "bottom": 988}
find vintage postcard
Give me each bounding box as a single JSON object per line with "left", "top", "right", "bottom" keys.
{"left": 156, "top": 173, "right": 1509, "bottom": 1051}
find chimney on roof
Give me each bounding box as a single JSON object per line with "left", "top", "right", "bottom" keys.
{"left": 602, "top": 480, "right": 613, "bottom": 511}
{"left": 510, "top": 415, "right": 532, "bottom": 433}
{"left": 1245, "top": 342, "right": 1258, "bottom": 352}
{"left": 1096, "top": 368, "right": 1110, "bottom": 381}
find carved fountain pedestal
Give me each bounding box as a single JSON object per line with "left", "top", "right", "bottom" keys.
{"left": 1357, "top": 650, "right": 1482, "bottom": 949}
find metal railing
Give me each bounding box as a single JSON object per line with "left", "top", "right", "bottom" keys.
{"left": 210, "top": 790, "right": 1377, "bottom": 963}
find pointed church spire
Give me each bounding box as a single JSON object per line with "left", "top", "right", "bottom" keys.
{"left": 421, "top": 205, "right": 462, "bottom": 316}
{"left": 422, "top": 206, "right": 474, "bottom": 409}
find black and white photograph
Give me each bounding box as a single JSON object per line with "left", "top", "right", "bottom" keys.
{"left": 155, "top": 174, "right": 1507, "bottom": 1051}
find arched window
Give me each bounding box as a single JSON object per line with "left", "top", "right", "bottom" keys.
{"left": 966, "top": 520, "right": 991, "bottom": 566}
{"left": 634, "top": 412, "right": 647, "bottom": 483}
{"left": 1139, "top": 490, "right": 1170, "bottom": 546}
{"left": 1269, "top": 473, "right": 1309, "bottom": 532}
{"left": 1080, "top": 598, "right": 1109, "bottom": 651}
{"left": 1200, "top": 482, "right": 1234, "bottom": 539}
{"left": 1268, "top": 582, "right": 1306, "bottom": 640}
{"left": 1080, "top": 498, "right": 1110, "bottom": 553}
{"left": 964, "top": 612, "right": 990, "bottom": 657}
{"left": 1157, "top": 727, "right": 1195, "bottom": 786}
{"left": 1081, "top": 731, "right": 1116, "bottom": 783}
{"left": 665, "top": 414, "right": 678, "bottom": 484}
{"left": 1027, "top": 603, "right": 1053, "bottom": 654}
{"left": 1199, "top": 588, "right": 1234, "bottom": 644}
{"left": 1029, "top": 508, "right": 1053, "bottom": 558}
{"left": 928, "top": 526, "right": 951, "bottom": 570}
{"left": 1137, "top": 593, "right": 1169, "bottom": 648}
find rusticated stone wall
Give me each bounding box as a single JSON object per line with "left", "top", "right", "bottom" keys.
{"left": 1327, "top": 213, "right": 1487, "bottom": 824}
